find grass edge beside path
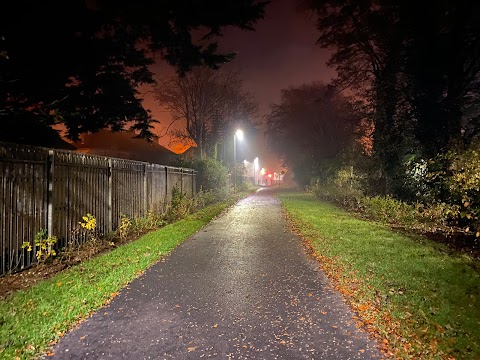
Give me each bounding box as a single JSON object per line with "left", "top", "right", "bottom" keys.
{"left": 0, "top": 195, "right": 243, "bottom": 360}
{"left": 278, "top": 191, "right": 480, "bottom": 360}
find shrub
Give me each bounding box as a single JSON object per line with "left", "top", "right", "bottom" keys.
{"left": 309, "top": 181, "right": 460, "bottom": 234}
{"left": 309, "top": 181, "right": 364, "bottom": 209}
{"left": 446, "top": 148, "right": 480, "bottom": 234}
{"left": 361, "top": 195, "right": 416, "bottom": 225}
{"left": 410, "top": 146, "right": 480, "bottom": 235}
{"left": 130, "top": 211, "right": 166, "bottom": 235}
{"left": 414, "top": 202, "right": 460, "bottom": 232}
{"left": 22, "top": 229, "right": 58, "bottom": 263}
{"left": 166, "top": 186, "right": 192, "bottom": 221}
{"left": 193, "top": 158, "right": 229, "bottom": 199}
{"left": 79, "top": 213, "right": 99, "bottom": 243}
{"left": 171, "top": 157, "right": 230, "bottom": 200}
{"left": 190, "top": 189, "right": 217, "bottom": 209}
{"left": 309, "top": 167, "right": 365, "bottom": 210}
{"left": 119, "top": 214, "right": 132, "bottom": 241}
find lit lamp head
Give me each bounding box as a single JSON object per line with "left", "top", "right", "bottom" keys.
{"left": 235, "top": 129, "right": 244, "bottom": 141}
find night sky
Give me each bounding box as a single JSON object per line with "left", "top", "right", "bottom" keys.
{"left": 144, "top": 0, "right": 334, "bottom": 171}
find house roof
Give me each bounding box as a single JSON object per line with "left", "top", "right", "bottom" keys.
{"left": 71, "top": 129, "right": 177, "bottom": 164}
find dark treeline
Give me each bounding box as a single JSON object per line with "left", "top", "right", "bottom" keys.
{"left": 266, "top": 0, "right": 480, "bottom": 234}
{"left": 0, "top": 0, "right": 267, "bottom": 146}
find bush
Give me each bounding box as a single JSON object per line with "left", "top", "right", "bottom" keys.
{"left": 408, "top": 146, "right": 480, "bottom": 235}
{"left": 308, "top": 164, "right": 365, "bottom": 209}
{"left": 166, "top": 186, "right": 192, "bottom": 221}
{"left": 130, "top": 211, "right": 166, "bottom": 236}
{"left": 175, "top": 158, "right": 230, "bottom": 200}
{"left": 192, "top": 189, "right": 217, "bottom": 207}
{"left": 309, "top": 180, "right": 460, "bottom": 234}
{"left": 446, "top": 148, "right": 480, "bottom": 234}
{"left": 361, "top": 195, "right": 416, "bottom": 225}
{"left": 309, "top": 181, "right": 364, "bottom": 209}
{"left": 22, "top": 229, "right": 58, "bottom": 263}
{"left": 166, "top": 186, "right": 220, "bottom": 222}
{"left": 197, "top": 159, "right": 229, "bottom": 191}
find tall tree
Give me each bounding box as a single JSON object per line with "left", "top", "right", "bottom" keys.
{"left": 0, "top": 0, "right": 267, "bottom": 146}
{"left": 306, "top": 0, "right": 407, "bottom": 193}
{"left": 264, "top": 82, "right": 361, "bottom": 186}
{"left": 155, "top": 67, "right": 257, "bottom": 159}
{"left": 306, "top": 0, "right": 480, "bottom": 193}
{"left": 403, "top": 0, "right": 480, "bottom": 154}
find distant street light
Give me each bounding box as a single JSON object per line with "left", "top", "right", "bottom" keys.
{"left": 254, "top": 157, "right": 259, "bottom": 185}
{"left": 236, "top": 129, "right": 244, "bottom": 141}
{"left": 233, "top": 129, "right": 244, "bottom": 192}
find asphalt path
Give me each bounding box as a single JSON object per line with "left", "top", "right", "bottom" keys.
{"left": 48, "top": 188, "right": 383, "bottom": 359}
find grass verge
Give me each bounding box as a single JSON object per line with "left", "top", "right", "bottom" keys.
{"left": 0, "top": 197, "right": 240, "bottom": 360}
{"left": 279, "top": 190, "right": 480, "bottom": 360}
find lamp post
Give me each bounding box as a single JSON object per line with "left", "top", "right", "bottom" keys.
{"left": 233, "top": 129, "right": 243, "bottom": 192}
{"left": 260, "top": 167, "right": 266, "bottom": 186}
{"left": 253, "top": 157, "right": 259, "bottom": 185}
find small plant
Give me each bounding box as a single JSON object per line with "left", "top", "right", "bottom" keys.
{"left": 129, "top": 211, "right": 167, "bottom": 235}
{"left": 79, "top": 213, "right": 98, "bottom": 242}
{"left": 144, "top": 210, "right": 163, "bottom": 229}
{"left": 119, "top": 214, "right": 132, "bottom": 241}
{"left": 22, "top": 229, "right": 58, "bottom": 263}
{"left": 79, "top": 213, "right": 96, "bottom": 231}
{"left": 167, "top": 186, "right": 193, "bottom": 221}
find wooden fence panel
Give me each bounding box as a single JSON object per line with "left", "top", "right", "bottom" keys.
{"left": 168, "top": 167, "right": 183, "bottom": 194}
{"left": 147, "top": 164, "right": 167, "bottom": 213}
{"left": 52, "top": 151, "right": 111, "bottom": 247}
{"left": 0, "top": 144, "right": 48, "bottom": 274}
{"left": 0, "top": 142, "right": 196, "bottom": 276}
{"left": 111, "top": 159, "right": 145, "bottom": 226}
{"left": 182, "top": 169, "right": 195, "bottom": 197}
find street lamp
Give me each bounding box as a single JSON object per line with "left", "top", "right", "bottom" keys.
{"left": 253, "top": 157, "right": 259, "bottom": 185}
{"left": 233, "top": 129, "right": 244, "bottom": 192}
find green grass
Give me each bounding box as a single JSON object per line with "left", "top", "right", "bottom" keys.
{"left": 0, "top": 198, "right": 238, "bottom": 360}
{"left": 279, "top": 191, "right": 480, "bottom": 360}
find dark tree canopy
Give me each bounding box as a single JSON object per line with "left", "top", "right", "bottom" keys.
{"left": 306, "top": 0, "right": 480, "bottom": 194}
{"left": 308, "top": 0, "right": 480, "bottom": 150}
{"left": 0, "top": 0, "right": 267, "bottom": 146}
{"left": 264, "top": 82, "right": 361, "bottom": 185}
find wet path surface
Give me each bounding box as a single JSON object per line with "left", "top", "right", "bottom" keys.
{"left": 49, "top": 188, "right": 382, "bottom": 359}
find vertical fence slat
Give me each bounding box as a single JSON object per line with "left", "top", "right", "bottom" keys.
{"left": 108, "top": 159, "right": 113, "bottom": 233}
{"left": 143, "top": 164, "right": 147, "bottom": 215}
{"left": 1, "top": 161, "right": 5, "bottom": 274}
{"left": 47, "top": 150, "right": 54, "bottom": 239}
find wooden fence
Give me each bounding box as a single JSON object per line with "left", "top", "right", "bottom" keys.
{"left": 0, "top": 142, "right": 196, "bottom": 276}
